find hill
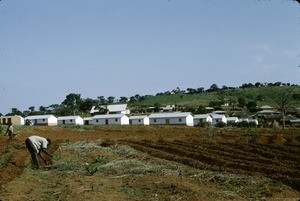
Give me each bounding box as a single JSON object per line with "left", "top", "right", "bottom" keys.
{"left": 129, "top": 85, "right": 300, "bottom": 114}
{"left": 3, "top": 84, "right": 299, "bottom": 117}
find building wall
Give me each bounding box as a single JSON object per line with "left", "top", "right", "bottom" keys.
{"left": 58, "top": 118, "right": 83, "bottom": 125}
{"left": 186, "top": 115, "right": 194, "bottom": 126}
{"left": 150, "top": 116, "right": 191, "bottom": 126}
{"left": 48, "top": 116, "right": 58, "bottom": 126}
{"left": 212, "top": 117, "right": 227, "bottom": 125}
{"left": 194, "top": 117, "right": 212, "bottom": 126}
{"left": 93, "top": 116, "right": 129, "bottom": 125}
{"left": 130, "top": 117, "right": 149, "bottom": 125}
{"left": 28, "top": 116, "right": 57, "bottom": 126}
{"left": 0, "top": 116, "right": 24, "bottom": 125}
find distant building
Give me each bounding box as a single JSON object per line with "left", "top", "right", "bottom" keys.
{"left": 107, "top": 104, "right": 130, "bottom": 114}
{"left": 149, "top": 112, "right": 194, "bottom": 126}
{"left": 147, "top": 105, "right": 175, "bottom": 113}
{"left": 238, "top": 118, "right": 259, "bottom": 126}
{"left": 25, "top": 115, "right": 57, "bottom": 126}
{"left": 211, "top": 114, "right": 227, "bottom": 125}
{"left": 0, "top": 115, "right": 24, "bottom": 126}
{"left": 83, "top": 117, "right": 93, "bottom": 125}
{"left": 257, "top": 110, "right": 279, "bottom": 116}
{"left": 90, "top": 104, "right": 130, "bottom": 115}
{"left": 92, "top": 114, "right": 129, "bottom": 125}
{"left": 57, "top": 116, "right": 83, "bottom": 125}
{"left": 226, "top": 117, "right": 239, "bottom": 124}
{"left": 193, "top": 114, "right": 212, "bottom": 126}
{"left": 129, "top": 116, "right": 150, "bottom": 125}
{"left": 259, "top": 105, "right": 274, "bottom": 110}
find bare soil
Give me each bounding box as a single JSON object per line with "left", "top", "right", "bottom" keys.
{"left": 0, "top": 125, "right": 299, "bottom": 200}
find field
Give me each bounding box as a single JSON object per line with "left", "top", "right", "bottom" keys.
{"left": 0, "top": 125, "right": 300, "bottom": 200}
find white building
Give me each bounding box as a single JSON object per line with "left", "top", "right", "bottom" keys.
{"left": 211, "top": 114, "right": 227, "bottom": 125}
{"left": 239, "top": 118, "right": 259, "bottom": 126}
{"left": 57, "top": 116, "right": 83, "bottom": 125}
{"left": 107, "top": 104, "right": 130, "bottom": 114}
{"left": 93, "top": 114, "right": 129, "bottom": 125}
{"left": 226, "top": 117, "right": 239, "bottom": 124}
{"left": 193, "top": 114, "right": 212, "bottom": 126}
{"left": 25, "top": 115, "right": 57, "bottom": 126}
{"left": 149, "top": 112, "right": 194, "bottom": 126}
{"left": 129, "top": 116, "right": 150, "bottom": 125}
{"left": 83, "top": 117, "right": 93, "bottom": 125}
{"left": 90, "top": 104, "right": 130, "bottom": 115}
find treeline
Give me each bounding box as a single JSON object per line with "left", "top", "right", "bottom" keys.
{"left": 2, "top": 82, "right": 299, "bottom": 117}
{"left": 156, "top": 82, "right": 297, "bottom": 95}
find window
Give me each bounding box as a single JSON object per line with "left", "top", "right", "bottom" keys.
{"left": 179, "top": 118, "right": 182, "bottom": 122}
{"left": 154, "top": 119, "right": 157, "bottom": 123}
{"left": 96, "top": 120, "right": 99, "bottom": 123}
{"left": 70, "top": 120, "right": 73, "bottom": 122}
{"left": 115, "top": 119, "right": 118, "bottom": 122}
{"left": 138, "top": 119, "right": 141, "bottom": 122}
{"left": 43, "top": 119, "right": 45, "bottom": 121}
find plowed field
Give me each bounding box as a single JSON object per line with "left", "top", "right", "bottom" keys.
{"left": 0, "top": 125, "right": 299, "bottom": 200}
{"left": 120, "top": 138, "right": 300, "bottom": 190}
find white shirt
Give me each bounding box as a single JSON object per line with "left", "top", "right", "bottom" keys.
{"left": 28, "top": 136, "right": 48, "bottom": 153}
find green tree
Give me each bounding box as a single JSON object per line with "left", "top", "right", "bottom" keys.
{"left": 29, "top": 106, "right": 35, "bottom": 112}
{"left": 79, "top": 98, "right": 98, "bottom": 114}
{"left": 7, "top": 108, "right": 22, "bottom": 116}
{"left": 238, "top": 97, "right": 247, "bottom": 108}
{"left": 208, "top": 84, "right": 219, "bottom": 92}
{"left": 186, "top": 88, "right": 197, "bottom": 94}
{"left": 246, "top": 101, "right": 257, "bottom": 112}
{"left": 107, "top": 96, "right": 115, "bottom": 104}
{"left": 196, "top": 105, "right": 207, "bottom": 114}
{"left": 269, "top": 87, "right": 295, "bottom": 128}
{"left": 228, "top": 99, "right": 237, "bottom": 110}
{"left": 196, "top": 87, "right": 204, "bottom": 93}
{"left": 119, "top": 96, "right": 128, "bottom": 103}
{"left": 97, "top": 96, "right": 106, "bottom": 105}
{"left": 48, "top": 104, "right": 61, "bottom": 115}
{"left": 154, "top": 103, "right": 161, "bottom": 112}
{"left": 62, "top": 93, "right": 82, "bottom": 115}
{"left": 39, "top": 106, "right": 47, "bottom": 114}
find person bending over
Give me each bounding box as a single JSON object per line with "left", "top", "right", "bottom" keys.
{"left": 25, "top": 135, "right": 53, "bottom": 169}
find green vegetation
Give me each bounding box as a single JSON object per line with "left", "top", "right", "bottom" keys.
{"left": 28, "top": 141, "right": 292, "bottom": 200}
{"left": 0, "top": 149, "right": 13, "bottom": 167}
{"left": 130, "top": 85, "right": 300, "bottom": 111}
{"left": 3, "top": 82, "right": 300, "bottom": 117}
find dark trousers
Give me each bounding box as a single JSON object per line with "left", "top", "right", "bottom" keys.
{"left": 25, "top": 138, "right": 40, "bottom": 169}
{"left": 8, "top": 131, "right": 13, "bottom": 139}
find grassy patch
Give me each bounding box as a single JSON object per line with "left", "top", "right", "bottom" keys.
{"left": 0, "top": 149, "right": 13, "bottom": 167}
{"left": 59, "top": 125, "right": 94, "bottom": 131}
{"left": 27, "top": 140, "right": 293, "bottom": 200}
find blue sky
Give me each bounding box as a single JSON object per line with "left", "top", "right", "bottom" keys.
{"left": 0, "top": 0, "right": 299, "bottom": 114}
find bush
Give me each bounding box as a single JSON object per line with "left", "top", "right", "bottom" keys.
{"left": 0, "top": 125, "right": 3, "bottom": 134}
{"left": 226, "top": 122, "right": 237, "bottom": 127}
{"left": 196, "top": 121, "right": 211, "bottom": 128}
{"left": 101, "top": 137, "right": 114, "bottom": 147}
{"left": 215, "top": 122, "right": 227, "bottom": 128}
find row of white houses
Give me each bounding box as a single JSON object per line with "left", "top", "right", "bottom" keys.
{"left": 1, "top": 112, "right": 258, "bottom": 127}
